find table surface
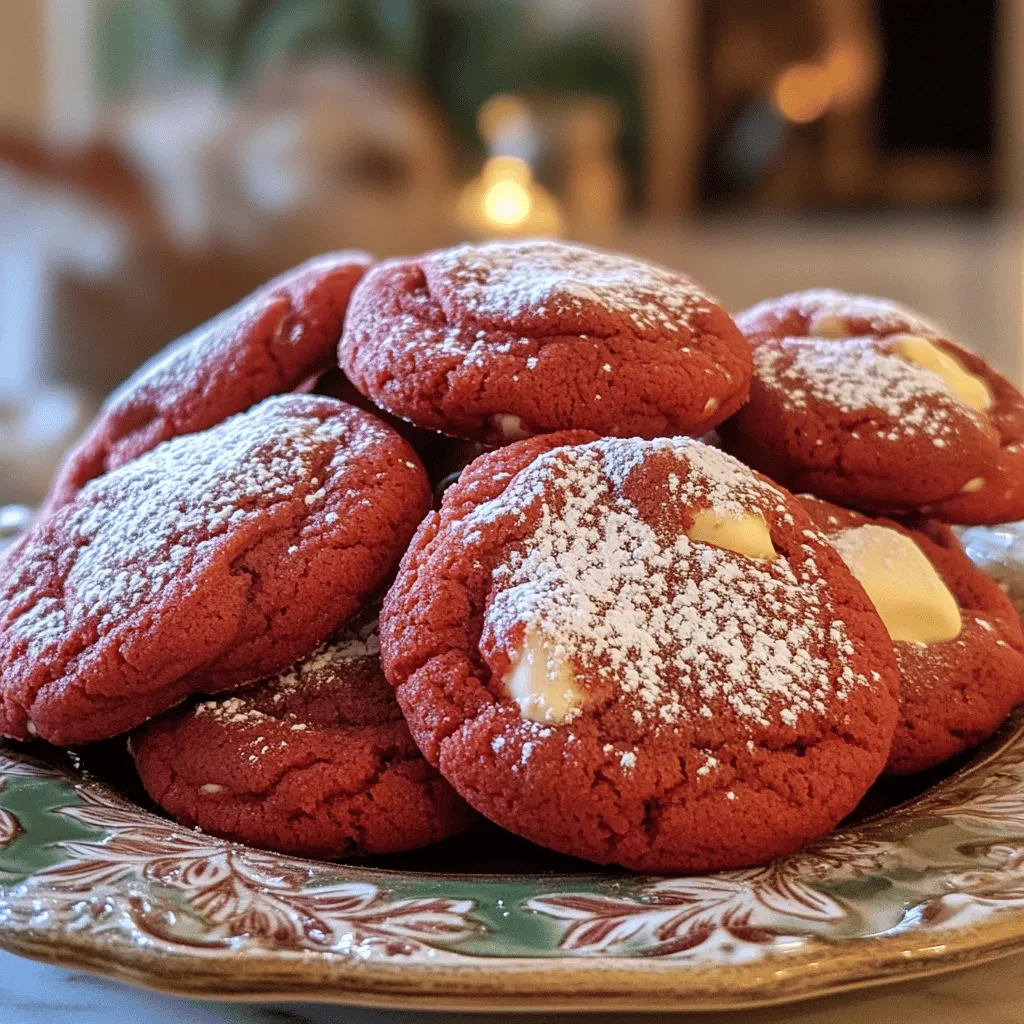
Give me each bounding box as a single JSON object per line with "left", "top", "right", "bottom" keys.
{"left": 2, "top": 947, "right": 1023, "bottom": 1024}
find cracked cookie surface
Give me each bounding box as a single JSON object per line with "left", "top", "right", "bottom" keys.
{"left": 380, "top": 433, "right": 899, "bottom": 872}
{"left": 132, "top": 607, "right": 474, "bottom": 857}
{"left": 0, "top": 394, "right": 430, "bottom": 745}
{"left": 800, "top": 495, "right": 1024, "bottom": 775}
{"left": 723, "top": 289, "right": 1024, "bottom": 522}
{"left": 338, "top": 241, "right": 750, "bottom": 445}
{"left": 46, "top": 251, "right": 372, "bottom": 510}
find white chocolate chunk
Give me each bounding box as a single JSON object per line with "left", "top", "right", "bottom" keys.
{"left": 199, "top": 783, "right": 225, "bottom": 795}
{"left": 890, "top": 335, "right": 992, "bottom": 413}
{"left": 961, "top": 476, "right": 986, "bottom": 493}
{"left": 503, "top": 628, "right": 587, "bottom": 724}
{"left": 687, "top": 508, "right": 777, "bottom": 560}
{"left": 831, "top": 524, "right": 961, "bottom": 643}
{"left": 490, "top": 413, "right": 531, "bottom": 441}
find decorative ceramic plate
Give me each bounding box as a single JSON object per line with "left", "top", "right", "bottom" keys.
{"left": 4, "top": 516, "right": 1024, "bottom": 1012}
{"left": 1, "top": 712, "right": 1024, "bottom": 1013}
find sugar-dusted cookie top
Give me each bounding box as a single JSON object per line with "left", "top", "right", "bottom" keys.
{"left": 381, "top": 433, "right": 899, "bottom": 872}
{"left": 0, "top": 394, "right": 430, "bottom": 745}
{"left": 724, "top": 288, "right": 1024, "bottom": 523}
{"left": 339, "top": 241, "right": 750, "bottom": 445}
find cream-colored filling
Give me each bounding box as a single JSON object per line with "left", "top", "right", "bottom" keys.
{"left": 687, "top": 508, "right": 777, "bottom": 561}
{"left": 502, "top": 628, "right": 587, "bottom": 724}
{"left": 831, "top": 524, "right": 961, "bottom": 644}
{"left": 890, "top": 335, "right": 992, "bottom": 413}
{"left": 490, "top": 413, "right": 532, "bottom": 441}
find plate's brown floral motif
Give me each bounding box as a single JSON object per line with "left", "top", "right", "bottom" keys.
{"left": 0, "top": 805, "right": 20, "bottom": 848}
{"left": 0, "top": 770, "right": 24, "bottom": 849}
{"left": 927, "top": 770, "right": 1024, "bottom": 834}
{"left": 526, "top": 727, "right": 1024, "bottom": 957}
{"left": 1, "top": 779, "right": 482, "bottom": 960}
{"left": 0, "top": 751, "right": 62, "bottom": 779}
{"left": 527, "top": 872, "right": 839, "bottom": 959}
{"left": 903, "top": 842, "right": 1024, "bottom": 930}
{"left": 526, "top": 839, "right": 894, "bottom": 958}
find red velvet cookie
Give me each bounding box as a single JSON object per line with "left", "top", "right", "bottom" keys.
{"left": 132, "top": 608, "right": 474, "bottom": 858}
{"left": 339, "top": 241, "right": 751, "bottom": 445}
{"left": 799, "top": 495, "right": 1024, "bottom": 775}
{"left": 312, "top": 366, "right": 461, "bottom": 479}
{"left": 381, "top": 433, "right": 900, "bottom": 873}
{"left": 0, "top": 395, "right": 430, "bottom": 746}
{"left": 722, "top": 289, "right": 1024, "bottom": 523}
{"left": 46, "top": 251, "right": 372, "bottom": 510}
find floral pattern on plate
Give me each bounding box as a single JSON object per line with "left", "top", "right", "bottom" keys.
{"left": 1, "top": 719, "right": 1024, "bottom": 973}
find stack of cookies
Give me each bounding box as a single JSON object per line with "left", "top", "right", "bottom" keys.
{"left": 2, "top": 241, "right": 1024, "bottom": 873}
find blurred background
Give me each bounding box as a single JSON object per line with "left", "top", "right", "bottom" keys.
{"left": 1, "top": 0, "right": 1023, "bottom": 505}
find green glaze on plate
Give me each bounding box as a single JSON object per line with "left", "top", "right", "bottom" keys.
{"left": 3, "top": 714, "right": 1024, "bottom": 1011}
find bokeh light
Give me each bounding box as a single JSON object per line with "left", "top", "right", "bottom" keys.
{"left": 772, "top": 62, "right": 833, "bottom": 124}
{"left": 481, "top": 156, "right": 533, "bottom": 227}
{"left": 455, "top": 155, "right": 563, "bottom": 237}
{"left": 824, "top": 40, "right": 877, "bottom": 109}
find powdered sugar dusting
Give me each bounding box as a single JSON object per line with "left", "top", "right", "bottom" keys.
{"left": 427, "top": 240, "right": 714, "bottom": 338}
{"left": 195, "top": 612, "right": 381, "bottom": 726}
{"left": 754, "top": 337, "right": 985, "bottom": 441}
{"left": 740, "top": 287, "right": 941, "bottom": 339}
{"left": 4, "top": 397, "right": 374, "bottom": 661}
{"left": 475, "top": 437, "right": 867, "bottom": 732}
{"left": 798, "top": 289, "right": 940, "bottom": 335}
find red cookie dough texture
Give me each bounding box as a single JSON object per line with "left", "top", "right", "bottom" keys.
{"left": 46, "top": 251, "right": 372, "bottom": 510}
{"left": 800, "top": 495, "right": 1024, "bottom": 775}
{"left": 381, "top": 433, "right": 900, "bottom": 873}
{"left": 339, "top": 240, "right": 751, "bottom": 445}
{"left": 313, "top": 366, "right": 460, "bottom": 479}
{"left": 132, "top": 609, "right": 474, "bottom": 858}
{"left": 0, "top": 395, "right": 430, "bottom": 746}
{"left": 723, "top": 289, "right": 1024, "bottom": 523}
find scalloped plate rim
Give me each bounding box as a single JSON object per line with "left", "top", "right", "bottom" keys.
{"left": 3, "top": 909, "right": 1024, "bottom": 1012}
